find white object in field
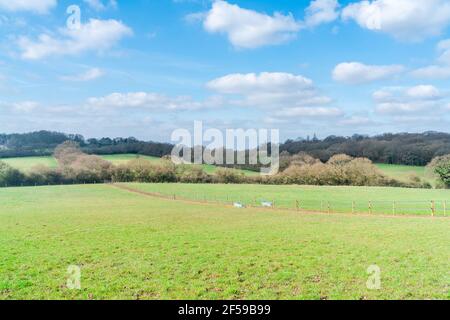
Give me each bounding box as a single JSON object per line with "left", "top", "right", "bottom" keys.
{"left": 234, "top": 202, "right": 245, "bottom": 208}
{"left": 261, "top": 201, "right": 273, "bottom": 208}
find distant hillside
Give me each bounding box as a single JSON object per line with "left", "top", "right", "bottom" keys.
{"left": 0, "top": 131, "right": 173, "bottom": 159}
{"left": 1, "top": 130, "right": 449, "bottom": 166}
{"left": 280, "top": 132, "right": 450, "bottom": 166}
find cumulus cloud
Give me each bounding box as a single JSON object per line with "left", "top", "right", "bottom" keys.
{"left": 304, "top": 0, "right": 340, "bottom": 28}
{"left": 411, "top": 39, "right": 450, "bottom": 79}
{"left": 0, "top": 0, "right": 56, "bottom": 14}
{"left": 86, "top": 92, "right": 224, "bottom": 111}
{"left": 207, "top": 72, "right": 313, "bottom": 95}
{"left": 208, "top": 72, "right": 341, "bottom": 119}
{"left": 411, "top": 65, "right": 450, "bottom": 80}
{"left": 61, "top": 68, "right": 105, "bottom": 82}
{"left": 201, "top": 0, "right": 302, "bottom": 49}
{"left": 207, "top": 72, "right": 332, "bottom": 107}
{"left": 342, "top": 0, "right": 450, "bottom": 41}
{"left": 374, "top": 85, "right": 447, "bottom": 114}
{"left": 332, "top": 62, "right": 405, "bottom": 84}
{"left": 18, "top": 19, "right": 132, "bottom": 60}
{"left": 406, "top": 85, "right": 442, "bottom": 100}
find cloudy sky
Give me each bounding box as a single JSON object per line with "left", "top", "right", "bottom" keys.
{"left": 1, "top": 0, "right": 450, "bottom": 141}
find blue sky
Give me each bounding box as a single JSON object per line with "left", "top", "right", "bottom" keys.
{"left": 1, "top": 0, "right": 450, "bottom": 141}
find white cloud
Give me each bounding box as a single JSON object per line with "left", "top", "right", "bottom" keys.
{"left": 411, "top": 65, "right": 450, "bottom": 80}
{"left": 411, "top": 38, "right": 450, "bottom": 79}
{"left": 0, "top": 0, "right": 56, "bottom": 14}
{"left": 18, "top": 19, "right": 132, "bottom": 60}
{"left": 207, "top": 72, "right": 313, "bottom": 94}
{"left": 202, "top": 0, "right": 301, "bottom": 49}
{"left": 332, "top": 62, "right": 405, "bottom": 84}
{"left": 406, "top": 85, "right": 441, "bottom": 100}
{"left": 376, "top": 101, "right": 437, "bottom": 114}
{"left": 374, "top": 85, "right": 447, "bottom": 114}
{"left": 338, "top": 116, "right": 372, "bottom": 126}
{"left": 437, "top": 38, "right": 450, "bottom": 64}
{"left": 342, "top": 0, "right": 450, "bottom": 41}
{"left": 304, "top": 0, "right": 340, "bottom": 28}
{"left": 207, "top": 72, "right": 333, "bottom": 108}
{"left": 86, "top": 92, "right": 223, "bottom": 111}
{"left": 83, "top": 0, "right": 117, "bottom": 11}
{"left": 207, "top": 71, "right": 341, "bottom": 119}
{"left": 12, "top": 101, "right": 39, "bottom": 112}
{"left": 61, "top": 68, "right": 105, "bottom": 82}
{"left": 274, "top": 106, "right": 343, "bottom": 118}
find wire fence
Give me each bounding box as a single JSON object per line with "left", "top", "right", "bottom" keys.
{"left": 2, "top": 182, "right": 449, "bottom": 217}
{"left": 120, "top": 187, "right": 449, "bottom": 217}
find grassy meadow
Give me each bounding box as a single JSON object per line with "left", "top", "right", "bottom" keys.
{"left": 375, "top": 164, "right": 433, "bottom": 184}
{"left": 1, "top": 156, "right": 58, "bottom": 171}
{"left": 0, "top": 184, "right": 449, "bottom": 300}
{"left": 123, "top": 183, "right": 450, "bottom": 216}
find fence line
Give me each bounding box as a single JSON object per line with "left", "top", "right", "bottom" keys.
{"left": 123, "top": 187, "right": 448, "bottom": 217}
{"left": 2, "top": 182, "right": 449, "bottom": 217}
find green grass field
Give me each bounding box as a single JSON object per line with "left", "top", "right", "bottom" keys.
{"left": 0, "top": 154, "right": 258, "bottom": 176}
{"left": 1, "top": 156, "right": 58, "bottom": 171}
{"left": 0, "top": 184, "right": 448, "bottom": 300}
{"left": 375, "top": 164, "right": 433, "bottom": 184}
{"left": 123, "top": 183, "right": 450, "bottom": 216}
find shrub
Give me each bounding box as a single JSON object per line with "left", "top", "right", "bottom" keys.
{"left": 0, "top": 161, "right": 25, "bottom": 187}
{"left": 67, "top": 155, "right": 113, "bottom": 183}
{"left": 176, "top": 165, "right": 211, "bottom": 183}
{"left": 427, "top": 155, "right": 450, "bottom": 188}
{"left": 213, "top": 168, "right": 245, "bottom": 184}
{"left": 112, "top": 159, "right": 177, "bottom": 183}
{"left": 27, "top": 165, "right": 64, "bottom": 185}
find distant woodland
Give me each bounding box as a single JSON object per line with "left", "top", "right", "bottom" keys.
{"left": 1, "top": 130, "right": 449, "bottom": 167}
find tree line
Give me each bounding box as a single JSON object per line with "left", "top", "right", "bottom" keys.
{"left": 1, "top": 130, "right": 449, "bottom": 167}
{"left": 2, "top": 141, "right": 448, "bottom": 189}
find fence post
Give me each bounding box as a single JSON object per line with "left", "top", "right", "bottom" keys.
{"left": 352, "top": 201, "right": 355, "bottom": 214}
{"left": 444, "top": 201, "right": 447, "bottom": 217}
{"left": 296, "top": 200, "right": 300, "bottom": 211}
{"left": 369, "top": 201, "right": 373, "bottom": 214}
{"left": 327, "top": 202, "right": 331, "bottom": 214}
{"left": 392, "top": 201, "right": 396, "bottom": 216}
{"left": 431, "top": 200, "right": 435, "bottom": 217}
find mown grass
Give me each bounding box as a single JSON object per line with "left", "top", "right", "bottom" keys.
{"left": 124, "top": 183, "right": 450, "bottom": 216}
{"left": 0, "top": 184, "right": 448, "bottom": 300}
